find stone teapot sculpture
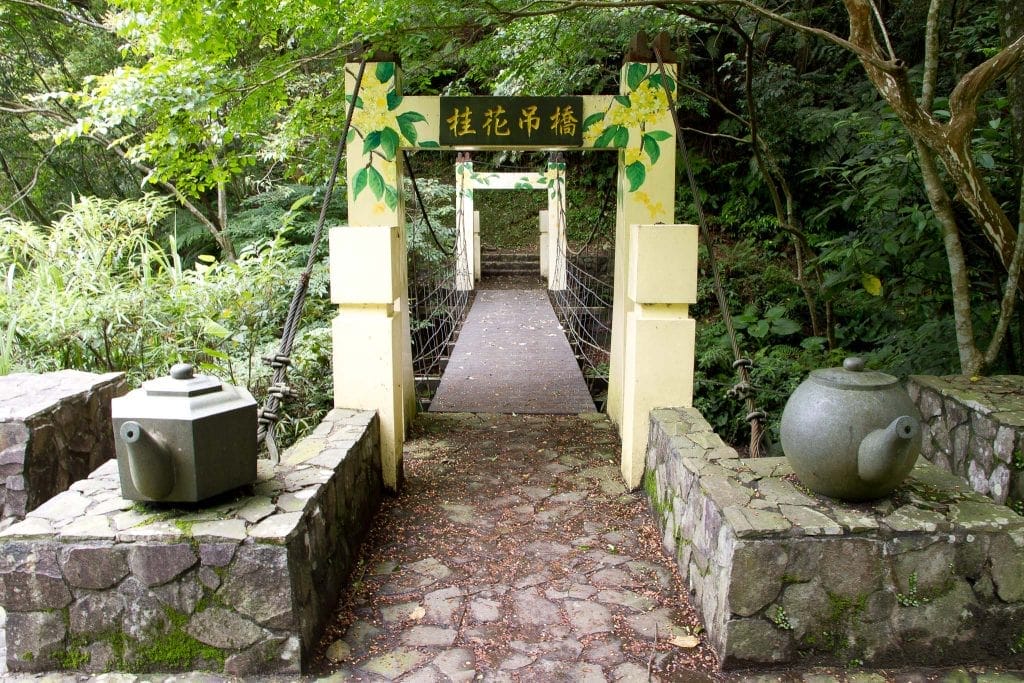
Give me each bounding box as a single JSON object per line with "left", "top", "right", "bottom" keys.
{"left": 111, "top": 363, "right": 257, "bottom": 503}
{"left": 779, "top": 357, "right": 922, "bottom": 501}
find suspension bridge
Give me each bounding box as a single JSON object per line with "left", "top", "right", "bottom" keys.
{"left": 407, "top": 198, "right": 614, "bottom": 416}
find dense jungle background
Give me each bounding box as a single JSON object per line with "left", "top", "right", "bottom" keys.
{"left": 1, "top": 0, "right": 1022, "bottom": 450}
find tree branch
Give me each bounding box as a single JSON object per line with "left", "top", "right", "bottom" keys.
{"left": 4, "top": 0, "right": 109, "bottom": 31}
{"left": 490, "top": 0, "right": 906, "bottom": 73}
{"left": 920, "top": 0, "right": 944, "bottom": 112}
{"left": 948, "top": 30, "right": 1024, "bottom": 139}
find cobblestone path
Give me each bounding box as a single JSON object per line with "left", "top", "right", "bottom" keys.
{"left": 312, "top": 412, "right": 715, "bottom": 681}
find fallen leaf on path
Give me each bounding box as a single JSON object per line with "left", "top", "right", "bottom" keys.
{"left": 409, "top": 605, "right": 426, "bottom": 620}
{"left": 669, "top": 635, "right": 700, "bottom": 648}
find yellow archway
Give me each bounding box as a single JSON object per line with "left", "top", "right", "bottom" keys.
{"left": 329, "top": 57, "right": 697, "bottom": 491}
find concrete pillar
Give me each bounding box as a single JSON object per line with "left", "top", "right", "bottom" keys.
{"left": 606, "top": 61, "right": 677, "bottom": 430}
{"left": 473, "top": 210, "right": 481, "bottom": 282}
{"left": 619, "top": 224, "right": 698, "bottom": 488}
{"left": 339, "top": 61, "right": 415, "bottom": 490}
{"left": 539, "top": 210, "right": 549, "bottom": 277}
{"left": 455, "top": 157, "right": 474, "bottom": 290}
{"left": 546, "top": 159, "right": 567, "bottom": 290}
{"left": 330, "top": 225, "right": 406, "bottom": 490}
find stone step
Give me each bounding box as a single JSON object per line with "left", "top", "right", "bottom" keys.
{"left": 480, "top": 253, "right": 539, "bottom": 264}
{"left": 480, "top": 266, "right": 539, "bottom": 276}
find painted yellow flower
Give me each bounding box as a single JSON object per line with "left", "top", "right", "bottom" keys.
{"left": 624, "top": 148, "right": 644, "bottom": 166}
{"left": 351, "top": 73, "right": 396, "bottom": 134}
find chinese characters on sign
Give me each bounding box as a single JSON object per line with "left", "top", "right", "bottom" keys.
{"left": 440, "top": 97, "right": 583, "bottom": 146}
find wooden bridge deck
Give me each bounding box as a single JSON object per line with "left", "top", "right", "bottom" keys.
{"left": 429, "top": 288, "right": 596, "bottom": 414}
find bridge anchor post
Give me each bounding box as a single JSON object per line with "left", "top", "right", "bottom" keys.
{"left": 620, "top": 223, "right": 698, "bottom": 489}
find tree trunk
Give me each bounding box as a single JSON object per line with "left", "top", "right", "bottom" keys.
{"left": 1000, "top": 0, "right": 1024, "bottom": 164}
{"left": 842, "top": 0, "right": 1023, "bottom": 271}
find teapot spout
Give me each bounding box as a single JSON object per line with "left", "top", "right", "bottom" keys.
{"left": 119, "top": 421, "right": 175, "bottom": 499}
{"left": 857, "top": 416, "right": 920, "bottom": 484}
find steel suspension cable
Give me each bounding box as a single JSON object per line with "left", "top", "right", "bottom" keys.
{"left": 256, "top": 58, "right": 368, "bottom": 463}
{"left": 403, "top": 150, "right": 453, "bottom": 257}
{"left": 653, "top": 46, "right": 769, "bottom": 458}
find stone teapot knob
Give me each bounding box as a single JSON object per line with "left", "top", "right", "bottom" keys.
{"left": 843, "top": 357, "right": 866, "bottom": 372}
{"left": 170, "top": 363, "right": 195, "bottom": 380}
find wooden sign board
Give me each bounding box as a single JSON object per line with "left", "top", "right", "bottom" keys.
{"left": 440, "top": 97, "right": 584, "bottom": 147}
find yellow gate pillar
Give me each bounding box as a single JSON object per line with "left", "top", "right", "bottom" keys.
{"left": 605, "top": 61, "right": 678, "bottom": 431}
{"left": 454, "top": 155, "right": 475, "bottom": 290}
{"left": 546, "top": 157, "right": 568, "bottom": 290}
{"left": 620, "top": 224, "right": 698, "bottom": 488}
{"left": 333, "top": 60, "right": 416, "bottom": 490}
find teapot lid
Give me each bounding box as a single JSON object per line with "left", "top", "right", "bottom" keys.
{"left": 142, "top": 363, "right": 223, "bottom": 397}
{"left": 808, "top": 357, "right": 898, "bottom": 391}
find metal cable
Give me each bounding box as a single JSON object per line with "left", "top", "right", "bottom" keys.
{"left": 404, "top": 150, "right": 453, "bottom": 256}
{"left": 256, "top": 58, "right": 368, "bottom": 462}
{"left": 652, "top": 46, "right": 768, "bottom": 457}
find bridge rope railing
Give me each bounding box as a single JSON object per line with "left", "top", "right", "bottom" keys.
{"left": 406, "top": 172, "right": 472, "bottom": 410}
{"left": 548, "top": 176, "right": 614, "bottom": 411}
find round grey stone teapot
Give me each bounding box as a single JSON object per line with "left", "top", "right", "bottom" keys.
{"left": 779, "top": 357, "right": 922, "bottom": 501}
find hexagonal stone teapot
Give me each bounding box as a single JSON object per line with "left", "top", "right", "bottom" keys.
{"left": 111, "top": 363, "right": 257, "bottom": 503}
{"left": 779, "top": 357, "right": 922, "bottom": 501}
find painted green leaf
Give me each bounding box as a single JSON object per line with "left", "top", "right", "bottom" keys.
{"left": 345, "top": 95, "right": 364, "bottom": 108}
{"left": 398, "top": 111, "right": 427, "bottom": 123}
{"left": 362, "top": 130, "right": 381, "bottom": 155}
{"left": 612, "top": 126, "right": 629, "bottom": 148}
{"left": 642, "top": 134, "right": 660, "bottom": 165}
{"left": 594, "top": 125, "right": 618, "bottom": 148}
{"left": 379, "top": 127, "right": 400, "bottom": 160}
{"left": 352, "top": 166, "right": 369, "bottom": 198}
{"left": 648, "top": 73, "right": 676, "bottom": 92}
{"left": 647, "top": 130, "right": 672, "bottom": 141}
{"left": 582, "top": 112, "right": 605, "bottom": 130}
{"left": 419, "top": 140, "right": 440, "bottom": 148}
{"left": 396, "top": 113, "right": 419, "bottom": 144}
{"left": 375, "top": 62, "right": 395, "bottom": 83}
{"left": 367, "top": 166, "right": 386, "bottom": 199}
{"left": 614, "top": 95, "right": 632, "bottom": 108}
{"left": 384, "top": 185, "right": 398, "bottom": 210}
{"left": 346, "top": 128, "right": 356, "bottom": 144}
{"left": 387, "top": 90, "right": 402, "bottom": 111}
{"left": 626, "top": 161, "right": 646, "bottom": 192}
{"left": 627, "top": 63, "right": 648, "bottom": 90}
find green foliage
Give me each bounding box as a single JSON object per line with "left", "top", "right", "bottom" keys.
{"left": 1, "top": 194, "right": 333, "bottom": 449}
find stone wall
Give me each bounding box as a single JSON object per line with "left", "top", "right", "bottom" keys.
{"left": 0, "top": 370, "right": 126, "bottom": 528}
{"left": 646, "top": 407, "right": 1024, "bottom": 670}
{"left": 909, "top": 375, "right": 1024, "bottom": 510}
{"left": 0, "top": 408, "right": 382, "bottom": 676}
